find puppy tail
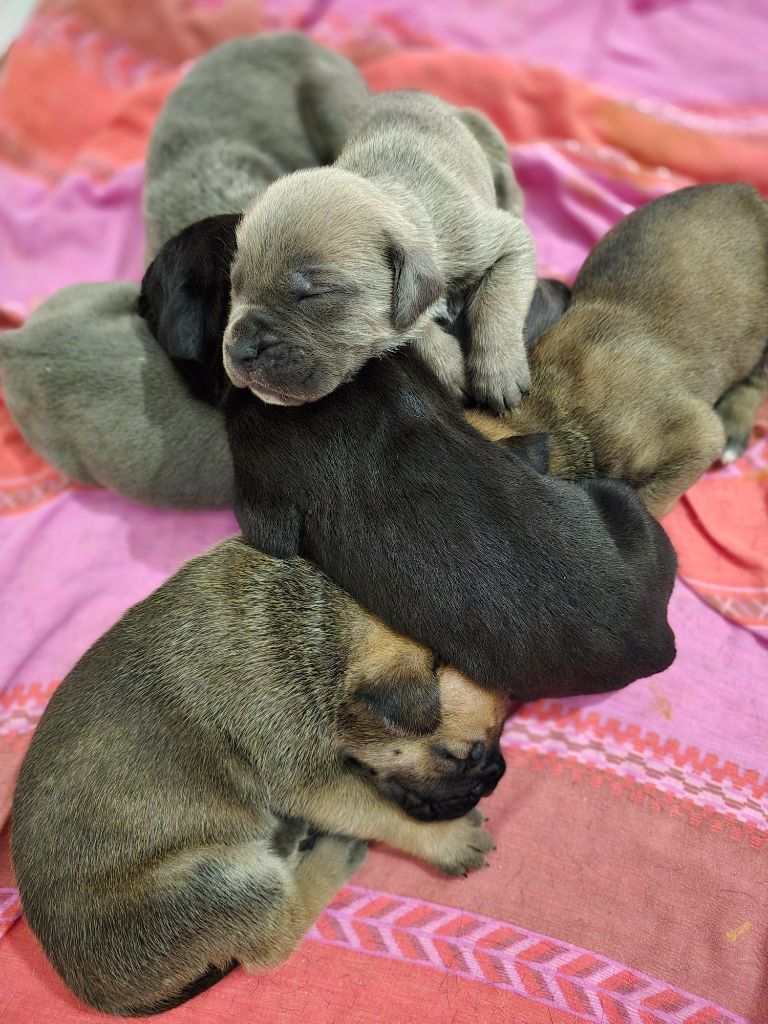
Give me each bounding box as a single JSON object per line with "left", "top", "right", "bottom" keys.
{"left": 123, "top": 961, "right": 238, "bottom": 1016}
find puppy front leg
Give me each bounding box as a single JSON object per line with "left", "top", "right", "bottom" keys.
{"left": 412, "top": 322, "right": 468, "bottom": 401}
{"left": 465, "top": 213, "right": 537, "bottom": 412}
{"left": 295, "top": 776, "right": 494, "bottom": 876}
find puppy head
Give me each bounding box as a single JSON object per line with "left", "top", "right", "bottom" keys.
{"left": 224, "top": 168, "right": 445, "bottom": 405}
{"left": 339, "top": 624, "right": 507, "bottom": 821}
{"left": 138, "top": 214, "right": 239, "bottom": 406}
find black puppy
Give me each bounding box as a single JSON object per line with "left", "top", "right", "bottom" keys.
{"left": 140, "top": 216, "right": 677, "bottom": 700}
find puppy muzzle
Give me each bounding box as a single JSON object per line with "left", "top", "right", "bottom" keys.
{"left": 384, "top": 747, "right": 506, "bottom": 822}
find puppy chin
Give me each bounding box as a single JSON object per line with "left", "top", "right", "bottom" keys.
{"left": 250, "top": 377, "right": 341, "bottom": 407}
{"left": 250, "top": 386, "right": 306, "bottom": 407}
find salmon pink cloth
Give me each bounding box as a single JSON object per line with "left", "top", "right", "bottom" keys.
{"left": 1, "top": 2, "right": 767, "bottom": 1022}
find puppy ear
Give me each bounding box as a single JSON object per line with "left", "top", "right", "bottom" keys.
{"left": 354, "top": 677, "right": 442, "bottom": 738}
{"left": 523, "top": 278, "right": 572, "bottom": 352}
{"left": 139, "top": 214, "right": 239, "bottom": 366}
{"left": 387, "top": 234, "right": 445, "bottom": 331}
{"left": 501, "top": 432, "right": 551, "bottom": 474}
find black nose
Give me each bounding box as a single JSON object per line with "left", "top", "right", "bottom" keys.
{"left": 469, "top": 741, "right": 485, "bottom": 765}
{"left": 228, "top": 311, "right": 280, "bottom": 370}
{"left": 434, "top": 741, "right": 487, "bottom": 771}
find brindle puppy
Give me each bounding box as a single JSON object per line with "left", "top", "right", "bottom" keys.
{"left": 467, "top": 184, "right": 768, "bottom": 516}
{"left": 12, "top": 538, "right": 505, "bottom": 1017}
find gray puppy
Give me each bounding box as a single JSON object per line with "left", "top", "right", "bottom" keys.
{"left": 224, "top": 91, "right": 537, "bottom": 411}
{"left": 0, "top": 34, "right": 367, "bottom": 509}
{"left": 12, "top": 538, "right": 504, "bottom": 1016}
{"left": 0, "top": 282, "right": 235, "bottom": 508}
{"left": 144, "top": 33, "right": 369, "bottom": 259}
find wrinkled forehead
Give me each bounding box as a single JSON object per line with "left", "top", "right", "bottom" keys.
{"left": 234, "top": 173, "right": 387, "bottom": 279}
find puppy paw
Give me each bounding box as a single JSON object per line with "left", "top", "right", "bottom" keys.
{"left": 430, "top": 809, "right": 495, "bottom": 877}
{"left": 468, "top": 349, "right": 531, "bottom": 412}
{"left": 720, "top": 437, "right": 750, "bottom": 465}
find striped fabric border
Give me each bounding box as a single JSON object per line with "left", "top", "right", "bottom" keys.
{"left": 502, "top": 706, "right": 768, "bottom": 833}
{"left": 309, "top": 885, "right": 747, "bottom": 1024}
{"left": 0, "top": 888, "right": 21, "bottom": 940}
{"left": 0, "top": 680, "right": 60, "bottom": 738}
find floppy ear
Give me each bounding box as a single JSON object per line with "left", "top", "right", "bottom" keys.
{"left": 353, "top": 676, "right": 442, "bottom": 737}
{"left": 501, "top": 432, "right": 551, "bottom": 474}
{"left": 139, "top": 214, "right": 239, "bottom": 367}
{"left": 387, "top": 234, "right": 445, "bottom": 331}
{"left": 523, "top": 278, "right": 572, "bottom": 352}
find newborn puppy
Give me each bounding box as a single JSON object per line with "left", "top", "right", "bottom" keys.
{"left": 143, "top": 32, "right": 368, "bottom": 258}
{"left": 224, "top": 91, "right": 537, "bottom": 411}
{"left": 0, "top": 283, "right": 234, "bottom": 508}
{"left": 12, "top": 538, "right": 505, "bottom": 1016}
{"left": 140, "top": 219, "right": 676, "bottom": 700}
{"left": 138, "top": 213, "right": 570, "bottom": 409}
{"left": 468, "top": 184, "right": 768, "bottom": 517}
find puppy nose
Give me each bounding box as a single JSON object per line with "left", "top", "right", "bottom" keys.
{"left": 434, "top": 741, "right": 486, "bottom": 770}
{"left": 469, "top": 741, "right": 485, "bottom": 765}
{"left": 228, "top": 311, "right": 279, "bottom": 369}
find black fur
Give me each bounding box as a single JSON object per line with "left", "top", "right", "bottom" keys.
{"left": 126, "top": 961, "right": 238, "bottom": 1016}
{"left": 140, "top": 217, "right": 677, "bottom": 700}
{"left": 137, "top": 213, "right": 241, "bottom": 407}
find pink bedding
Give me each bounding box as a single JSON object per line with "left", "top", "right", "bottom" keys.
{"left": 1, "top": 2, "right": 767, "bottom": 1021}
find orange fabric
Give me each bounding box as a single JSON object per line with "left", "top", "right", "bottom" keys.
{"left": 363, "top": 52, "right": 768, "bottom": 195}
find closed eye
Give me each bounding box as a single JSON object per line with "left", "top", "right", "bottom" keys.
{"left": 296, "top": 287, "right": 332, "bottom": 302}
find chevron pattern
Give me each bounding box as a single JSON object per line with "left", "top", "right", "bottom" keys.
{"left": 309, "top": 886, "right": 746, "bottom": 1024}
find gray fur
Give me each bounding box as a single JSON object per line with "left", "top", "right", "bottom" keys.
{"left": 225, "top": 91, "right": 536, "bottom": 410}
{"left": 144, "top": 33, "right": 369, "bottom": 259}
{"left": 0, "top": 34, "right": 367, "bottom": 509}
{"left": 0, "top": 283, "right": 234, "bottom": 507}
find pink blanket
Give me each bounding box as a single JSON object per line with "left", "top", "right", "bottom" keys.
{"left": 1, "top": 2, "right": 767, "bottom": 1022}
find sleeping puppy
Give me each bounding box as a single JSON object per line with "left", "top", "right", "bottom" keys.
{"left": 140, "top": 218, "right": 676, "bottom": 700}
{"left": 467, "top": 184, "right": 768, "bottom": 517}
{"left": 0, "top": 282, "right": 235, "bottom": 508}
{"left": 143, "top": 32, "right": 368, "bottom": 258}
{"left": 138, "top": 212, "right": 571, "bottom": 408}
{"left": 12, "top": 538, "right": 505, "bottom": 1016}
{"left": 223, "top": 91, "right": 537, "bottom": 411}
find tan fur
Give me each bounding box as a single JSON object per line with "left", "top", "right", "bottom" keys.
{"left": 224, "top": 91, "right": 536, "bottom": 411}
{"left": 483, "top": 184, "right": 768, "bottom": 516}
{"left": 12, "top": 539, "right": 504, "bottom": 1015}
